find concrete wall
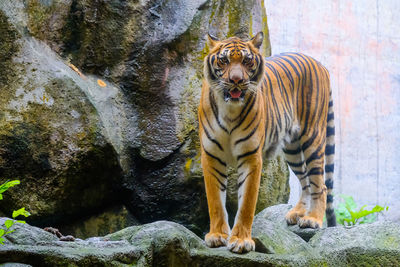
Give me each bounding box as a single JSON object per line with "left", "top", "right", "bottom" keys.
{"left": 264, "top": 0, "right": 400, "bottom": 221}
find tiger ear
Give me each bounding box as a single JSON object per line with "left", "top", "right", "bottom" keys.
{"left": 207, "top": 33, "right": 218, "bottom": 49}
{"left": 250, "top": 32, "right": 264, "bottom": 49}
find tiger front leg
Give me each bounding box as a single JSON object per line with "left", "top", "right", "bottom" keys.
{"left": 228, "top": 153, "right": 262, "bottom": 253}
{"left": 201, "top": 151, "right": 230, "bottom": 248}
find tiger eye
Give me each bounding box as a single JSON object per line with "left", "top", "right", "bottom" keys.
{"left": 219, "top": 57, "right": 229, "bottom": 65}
{"left": 243, "top": 56, "right": 252, "bottom": 64}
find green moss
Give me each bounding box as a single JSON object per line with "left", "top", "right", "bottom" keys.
{"left": 176, "top": 74, "right": 200, "bottom": 144}
{"left": 208, "top": 0, "right": 219, "bottom": 25}
{"left": 226, "top": 0, "right": 242, "bottom": 38}
{"left": 26, "top": 0, "right": 50, "bottom": 40}
{"left": 0, "top": 10, "right": 20, "bottom": 87}
{"left": 261, "top": 0, "right": 272, "bottom": 57}
{"left": 256, "top": 156, "right": 290, "bottom": 213}
{"left": 249, "top": 12, "right": 253, "bottom": 37}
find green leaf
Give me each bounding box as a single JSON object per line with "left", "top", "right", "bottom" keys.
{"left": 5, "top": 229, "right": 15, "bottom": 235}
{"left": 12, "top": 208, "right": 30, "bottom": 219}
{"left": 4, "top": 219, "right": 14, "bottom": 229}
{"left": 0, "top": 229, "right": 4, "bottom": 236}
{"left": 16, "top": 220, "right": 26, "bottom": 224}
{"left": 0, "top": 237, "right": 4, "bottom": 245}
{"left": 340, "top": 194, "right": 357, "bottom": 210}
{"left": 0, "top": 180, "right": 20, "bottom": 194}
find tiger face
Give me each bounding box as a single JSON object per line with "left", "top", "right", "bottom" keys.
{"left": 204, "top": 32, "right": 265, "bottom": 103}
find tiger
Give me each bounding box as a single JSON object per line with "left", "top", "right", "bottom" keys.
{"left": 198, "top": 31, "right": 336, "bottom": 254}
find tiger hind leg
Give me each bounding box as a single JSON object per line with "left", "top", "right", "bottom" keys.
{"left": 297, "top": 133, "right": 326, "bottom": 229}
{"left": 283, "top": 140, "right": 309, "bottom": 225}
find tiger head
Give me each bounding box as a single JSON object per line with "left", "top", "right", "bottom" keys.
{"left": 204, "top": 32, "right": 265, "bottom": 103}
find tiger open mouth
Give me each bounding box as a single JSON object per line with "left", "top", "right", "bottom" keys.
{"left": 224, "top": 88, "right": 246, "bottom": 102}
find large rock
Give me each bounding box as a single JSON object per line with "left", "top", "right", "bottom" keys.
{"left": 0, "top": 216, "right": 319, "bottom": 266}
{"left": 0, "top": 6, "right": 124, "bottom": 227}
{"left": 2, "top": 205, "right": 399, "bottom": 266}
{"left": 309, "top": 221, "right": 400, "bottom": 266}
{"left": 0, "top": 0, "right": 289, "bottom": 235}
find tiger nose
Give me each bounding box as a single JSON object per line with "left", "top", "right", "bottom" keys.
{"left": 229, "top": 71, "right": 243, "bottom": 84}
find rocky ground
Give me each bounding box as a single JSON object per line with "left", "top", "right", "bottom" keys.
{"left": 1, "top": 204, "right": 399, "bottom": 266}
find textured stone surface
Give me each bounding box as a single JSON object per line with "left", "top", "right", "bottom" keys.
{"left": 255, "top": 204, "right": 321, "bottom": 242}
{"left": 2, "top": 205, "right": 399, "bottom": 266}
{"left": 58, "top": 205, "right": 140, "bottom": 240}
{"left": 0, "top": 7, "right": 123, "bottom": 227}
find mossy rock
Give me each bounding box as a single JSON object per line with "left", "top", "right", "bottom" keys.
{"left": 4, "top": 206, "right": 398, "bottom": 266}
{"left": 309, "top": 221, "right": 400, "bottom": 266}
{"left": 0, "top": 8, "right": 122, "bottom": 229}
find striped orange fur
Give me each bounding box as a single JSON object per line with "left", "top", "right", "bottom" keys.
{"left": 199, "top": 32, "right": 336, "bottom": 254}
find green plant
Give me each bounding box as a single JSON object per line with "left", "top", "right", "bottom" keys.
{"left": 335, "top": 194, "right": 388, "bottom": 226}
{"left": 0, "top": 180, "right": 31, "bottom": 244}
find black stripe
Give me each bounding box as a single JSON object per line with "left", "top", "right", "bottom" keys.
{"left": 301, "top": 132, "right": 318, "bottom": 152}
{"left": 200, "top": 118, "right": 223, "bottom": 151}
{"left": 265, "top": 68, "right": 283, "bottom": 130}
{"left": 234, "top": 121, "right": 260, "bottom": 145}
{"left": 231, "top": 94, "right": 257, "bottom": 133}
{"left": 325, "top": 179, "right": 333, "bottom": 189}
{"left": 202, "top": 107, "right": 214, "bottom": 132}
{"left": 298, "top": 54, "right": 319, "bottom": 138}
{"left": 238, "top": 172, "right": 252, "bottom": 189}
{"left": 329, "top": 100, "right": 333, "bottom": 107}
{"left": 325, "top": 144, "right": 335, "bottom": 155}
{"left": 308, "top": 167, "right": 324, "bottom": 176}
{"left": 283, "top": 146, "right": 301, "bottom": 155}
{"left": 302, "top": 184, "right": 310, "bottom": 190}
{"left": 210, "top": 91, "right": 228, "bottom": 133}
{"left": 286, "top": 161, "right": 304, "bottom": 168}
{"left": 212, "top": 167, "right": 227, "bottom": 178}
{"left": 294, "top": 170, "right": 307, "bottom": 176}
{"left": 284, "top": 54, "right": 308, "bottom": 135}
{"left": 250, "top": 55, "right": 264, "bottom": 82}
{"left": 207, "top": 56, "right": 217, "bottom": 80}
{"left": 274, "top": 59, "right": 295, "bottom": 91}
{"left": 310, "top": 181, "right": 319, "bottom": 188}
{"left": 325, "top": 164, "right": 334, "bottom": 173}
{"left": 237, "top": 160, "right": 247, "bottom": 169}
{"left": 305, "top": 142, "right": 324, "bottom": 165}
{"left": 326, "top": 126, "right": 335, "bottom": 137}
{"left": 236, "top": 95, "right": 253, "bottom": 121}
{"left": 327, "top": 112, "right": 334, "bottom": 121}
{"left": 203, "top": 148, "right": 226, "bottom": 167}
{"left": 243, "top": 110, "right": 258, "bottom": 131}
{"left": 305, "top": 152, "right": 322, "bottom": 166}
{"left": 211, "top": 172, "right": 227, "bottom": 191}
{"left": 265, "top": 62, "right": 293, "bottom": 118}
{"left": 211, "top": 55, "right": 216, "bottom": 63}
{"left": 327, "top": 194, "right": 333, "bottom": 203}
{"left": 237, "top": 143, "right": 260, "bottom": 161}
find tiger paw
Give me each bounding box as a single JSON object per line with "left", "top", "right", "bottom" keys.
{"left": 285, "top": 207, "right": 306, "bottom": 225}
{"left": 205, "top": 232, "right": 228, "bottom": 248}
{"left": 298, "top": 215, "right": 322, "bottom": 229}
{"left": 227, "top": 235, "right": 255, "bottom": 254}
